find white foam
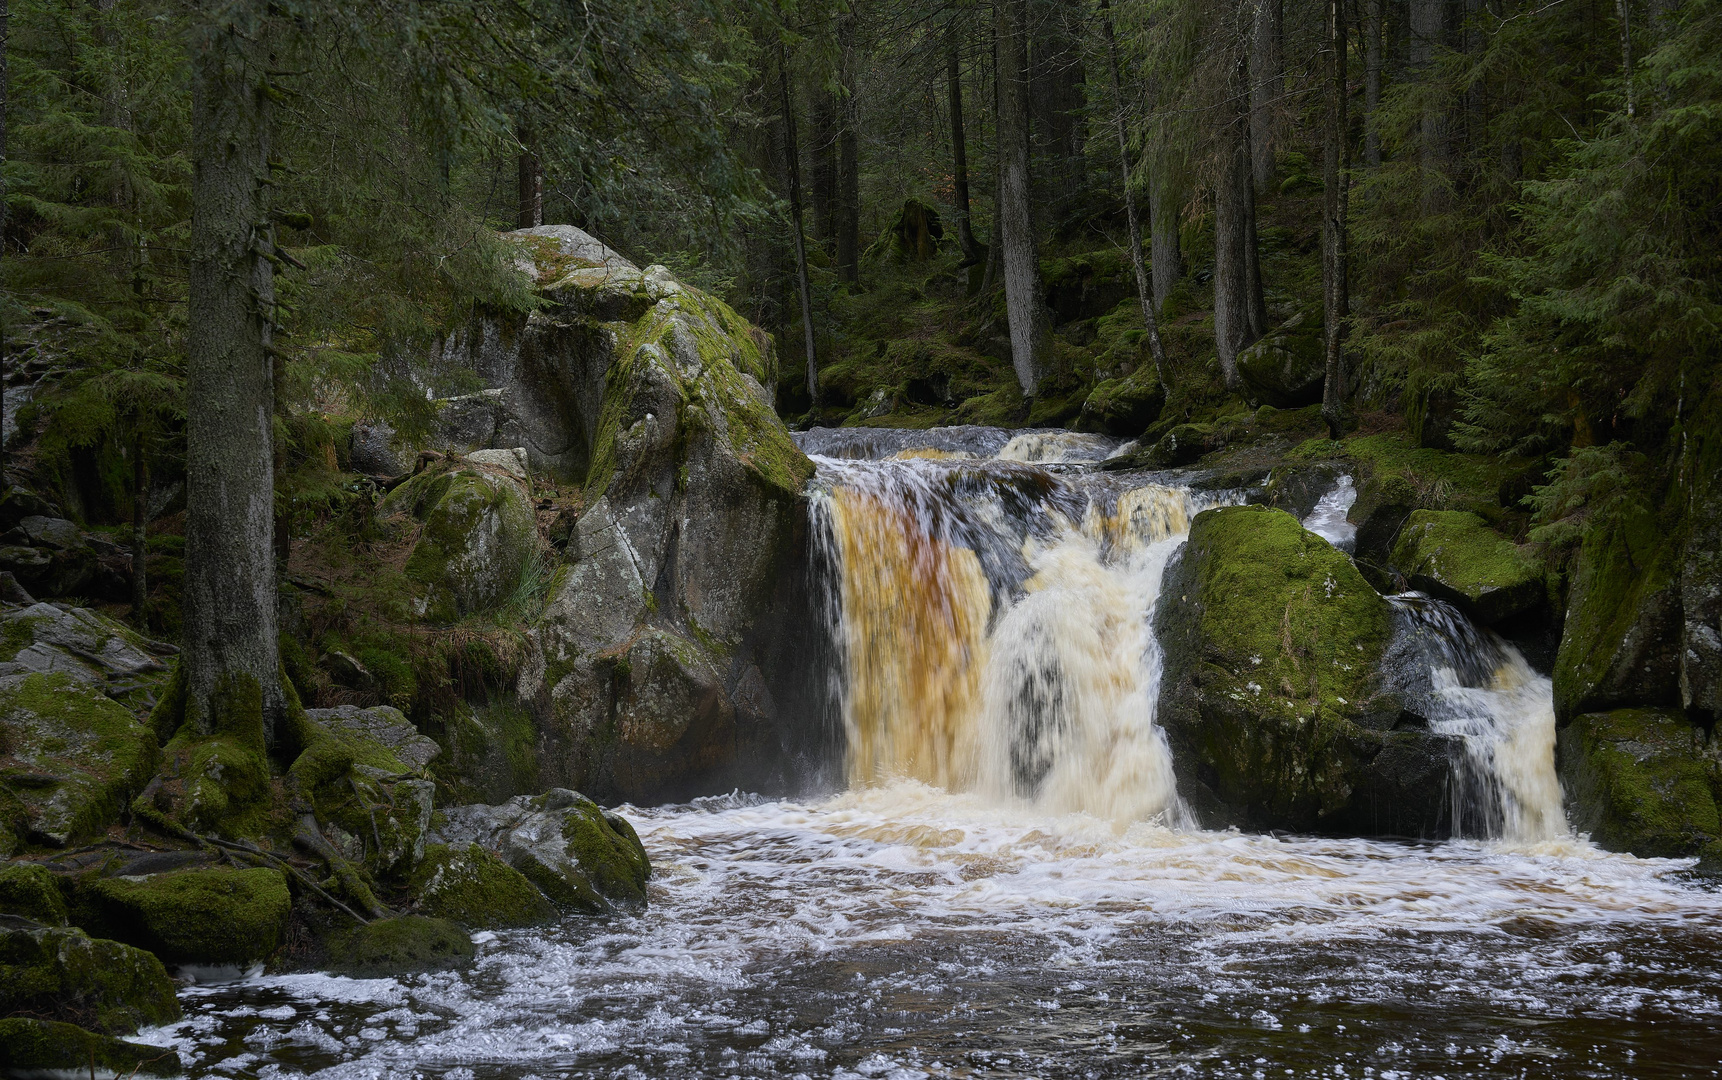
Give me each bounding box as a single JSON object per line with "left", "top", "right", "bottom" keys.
{"left": 1302, "top": 474, "right": 1358, "bottom": 551}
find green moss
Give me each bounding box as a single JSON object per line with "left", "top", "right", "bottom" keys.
{"left": 409, "top": 842, "right": 557, "bottom": 928}
{"left": 1391, "top": 510, "right": 1545, "bottom": 623}
{"left": 0, "top": 1017, "right": 180, "bottom": 1076}
{"left": 327, "top": 914, "right": 475, "bottom": 976}
{"left": 156, "top": 732, "right": 272, "bottom": 837}
{"left": 0, "top": 862, "right": 67, "bottom": 924}
{"left": 1558, "top": 709, "right": 1721, "bottom": 860}
{"left": 529, "top": 790, "right": 650, "bottom": 909}
{"left": 83, "top": 866, "right": 291, "bottom": 965}
{"left": 0, "top": 921, "right": 181, "bottom": 1034}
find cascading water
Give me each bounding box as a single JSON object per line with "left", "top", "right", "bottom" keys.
{"left": 808, "top": 455, "right": 1205, "bottom": 823}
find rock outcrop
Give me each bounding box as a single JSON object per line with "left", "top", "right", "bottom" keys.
{"left": 409, "top": 842, "right": 558, "bottom": 929}
{"left": 1156, "top": 505, "right": 1457, "bottom": 836}
{"left": 1557, "top": 708, "right": 1721, "bottom": 863}
{"left": 79, "top": 866, "right": 292, "bottom": 966}
{"left": 1391, "top": 510, "right": 1545, "bottom": 624}
{"left": 0, "top": 916, "right": 181, "bottom": 1034}
{"left": 1236, "top": 311, "right": 1325, "bottom": 408}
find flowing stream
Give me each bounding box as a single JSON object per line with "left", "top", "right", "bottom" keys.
{"left": 146, "top": 435, "right": 1722, "bottom": 1078}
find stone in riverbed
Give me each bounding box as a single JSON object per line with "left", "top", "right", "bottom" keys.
{"left": 0, "top": 1017, "right": 179, "bottom": 1077}
{"left": 409, "top": 842, "right": 558, "bottom": 929}
{"left": 1391, "top": 510, "right": 1545, "bottom": 624}
{"left": 326, "top": 914, "right": 475, "bottom": 976}
{"left": 432, "top": 788, "right": 649, "bottom": 913}
{"left": 1556, "top": 708, "right": 1722, "bottom": 863}
{"left": 0, "top": 916, "right": 181, "bottom": 1034}
{"left": 0, "top": 861, "right": 68, "bottom": 925}
{"left": 80, "top": 866, "right": 292, "bottom": 966}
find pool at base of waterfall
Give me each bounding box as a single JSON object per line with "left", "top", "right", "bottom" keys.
{"left": 140, "top": 784, "right": 1722, "bottom": 1079}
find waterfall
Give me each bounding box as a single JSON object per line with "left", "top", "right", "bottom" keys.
{"left": 808, "top": 455, "right": 1198, "bottom": 823}
{"left": 1385, "top": 593, "right": 1567, "bottom": 842}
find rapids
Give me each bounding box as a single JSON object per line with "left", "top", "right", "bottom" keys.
{"left": 144, "top": 429, "right": 1722, "bottom": 1077}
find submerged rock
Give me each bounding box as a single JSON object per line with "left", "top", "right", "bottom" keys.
{"left": 1391, "top": 510, "right": 1545, "bottom": 624}
{"left": 433, "top": 788, "right": 649, "bottom": 912}
{"left": 0, "top": 1017, "right": 179, "bottom": 1077}
{"left": 1556, "top": 708, "right": 1721, "bottom": 863}
{"left": 0, "top": 671, "right": 158, "bottom": 852}
{"left": 409, "top": 842, "right": 558, "bottom": 929}
{"left": 80, "top": 866, "right": 292, "bottom": 966}
{"left": 0, "top": 915, "right": 181, "bottom": 1034}
{"left": 1155, "top": 505, "right": 1455, "bottom": 836}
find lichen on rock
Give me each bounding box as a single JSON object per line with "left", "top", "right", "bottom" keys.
{"left": 1556, "top": 708, "right": 1722, "bottom": 864}
{"left": 377, "top": 461, "right": 541, "bottom": 624}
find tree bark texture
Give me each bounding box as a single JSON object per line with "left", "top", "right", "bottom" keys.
{"left": 186, "top": 0, "right": 283, "bottom": 745}
{"left": 1028, "top": 0, "right": 1086, "bottom": 226}
{"left": 947, "top": 40, "right": 981, "bottom": 263}
{"left": 1100, "top": 0, "right": 1168, "bottom": 387}
{"left": 1322, "top": 0, "right": 1351, "bottom": 439}
{"left": 1214, "top": 20, "right": 1267, "bottom": 390}
{"left": 1250, "top": 0, "right": 1282, "bottom": 193}
{"left": 1409, "top": 0, "right": 1447, "bottom": 204}
{"left": 132, "top": 431, "right": 148, "bottom": 619}
{"left": 835, "top": 11, "right": 860, "bottom": 283}
{"left": 777, "top": 52, "right": 819, "bottom": 405}
{"left": 1149, "top": 168, "right": 1182, "bottom": 316}
{"left": 1364, "top": 0, "right": 1382, "bottom": 166}
{"left": 1, "top": 0, "right": 9, "bottom": 476}
{"left": 516, "top": 128, "right": 542, "bottom": 229}
{"left": 995, "top": 0, "right": 1050, "bottom": 395}
{"left": 810, "top": 90, "right": 839, "bottom": 243}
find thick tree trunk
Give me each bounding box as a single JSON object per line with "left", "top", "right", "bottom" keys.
{"left": 1028, "top": 0, "right": 1086, "bottom": 225}
{"left": 1409, "top": 0, "right": 1446, "bottom": 205}
{"left": 777, "top": 52, "right": 819, "bottom": 405}
{"left": 1214, "top": 26, "right": 1266, "bottom": 390}
{"left": 131, "top": 431, "right": 148, "bottom": 620}
{"left": 1100, "top": 0, "right": 1168, "bottom": 387}
{"left": 947, "top": 40, "right": 981, "bottom": 264}
{"left": 1149, "top": 169, "right": 1182, "bottom": 316}
{"left": 1250, "top": 0, "right": 1282, "bottom": 192}
{"left": 995, "top": 0, "right": 1049, "bottom": 395}
{"left": 185, "top": 1, "right": 284, "bottom": 745}
{"left": 1364, "top": 0, "right": 1382, "bottom": 166}
{"left": 1322, "top": 0, "right": 1350, "bottom": 439}
{"left": 835, "top": 11, "right": 860, "bottom": 284}
{"left": 516, "top": 142, "right": 543, "bottom": 229}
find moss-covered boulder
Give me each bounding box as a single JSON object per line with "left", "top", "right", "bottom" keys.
{"left": 0, "top": 861, "right": 67, "bottom": 924}
{"left": 1391, "top": 510, "right": 1545, "bottom": 624}
{"left": 327, "top": 914, "right": 474, "bottom": 976}
{"left": 409, "top": 842, "right": 557, "bottom": 928}
{"left": 0, "top": 916, "right": 181, "bottom": 1034}
{"left": 81, "top": 866, "right": 292, "bottom": 966}
{"left": 1553, "top": 504, "right": 1683, "bottom": 721}
{"left": 1076, "top": 367, "right": 1164, "bottom": 437}
{"left": 0, "top": 672, "right": 158, "bottom": 850}
{"left": 376, "top": 461, "right": 540, "bottom": 624}
{"left": 0, "top": 602, "right": 173, "bottom": 712}
{"left": 1556, "top": 708, "right": 1722, "bottom": 862}
{"left": 1236, "top": 311, "right": 1325, "bottom": 408}
{"left": 0, "top": 1017, "right": 180, "bottom": 1077}
{"left": 1155, "top": 505, "right": 1455, "bottom": 835}
{"left": 287, "top": 711, "right": 436, "bottom": 885}
{"left": 144, "top": 728, "right": 272, "bottom": 839}
{"left": 434, "top": 788, "right": 649, "bottom": 913}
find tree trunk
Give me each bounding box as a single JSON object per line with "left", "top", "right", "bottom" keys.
{"left": 1409, "top": 0, "right": 1446, "bottom": 206}
{"left": 1214, "top": 23, "right": 1266, "bottom": 390}
{"left": 995, "top": 0, "right": 1049, "bottom": 395}
{"left": 1149, "top": 169, "right": 1182, "bottom": 316}
{"left": 947, "top": 39, "right": 981, "bottom": 264}
{"left": 1616, "top": 0, "right": 1635, "bottom": 117}
{"left": 810, "top": 91, "right": 839, "bottom": 243}
{"left": 1100, "top": 0, "right": 1168, "bottom": 388}
{"left": 185, "top": 1, "right": 284, "bottom": 746}
{"left": 1028, "top": 0, "right": 1086, "bottom": 226}
{"left": 1364, "top": 0, "right": 1382, "bottom": 166}
{"left": 131, "top": 430, "right": 148, "bottom": 620}
{"left": 1, "top": 0, "right": 8, "bottom": 478}
{"left": 1322, "top": 0, "right": 1350, "bottom": 439}
{"left": 516, "top": 139, "right": 543, "bottom": 229}
{"left": 1250, "top": 0, "right": 1282, "bottom": 192}
{"left": 835, "top": 11, "right": 860, "bottom": 284}
{"left": 777, "top": 51, "right": 820, "bottom": 406}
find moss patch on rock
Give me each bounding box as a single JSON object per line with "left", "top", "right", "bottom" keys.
{"left": 377, "top": 465, "right": 540, "bottom": 624}
{"left": 1391, "top": 510, "right": 1545, "bottom": 623}
{"left": 327, "top": 914, "right": 475, "bottom": 976}
{"left": 1556, "top": 708, "right": 1722, "bottom": 862}
{"left": 410, "top": 842, "right": 556, "bottom": 928}
{"left": 82, "top": 866, "right": 291, "bottom": 965}
{"left": 0, "top": 861, "right": 67, "bottom": 924}
{"left": 0, "top": 917, "right": 181, "bottom": 1034}
{"left": 0, "top": 1017, "right": 180, "bottom": 1077}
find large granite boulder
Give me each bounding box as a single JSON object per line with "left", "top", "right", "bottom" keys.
{"left": 1557, "top": 708, "right": 1721, "bottom": 863}
{"left": 0, "top": 1017, "right": 180, "bottom": 1076}
{"left": 0, "top": 671, "right": 158, "bottom": 853}
{"left": 408, "top": 842, "right": 558, "bottom": 929}
{"left": 0, "top": 916, "right": 181, "bottom": 1034}
{"left": 1391, "top": 510, "right": 1545, "bottom": 624}
{"left": 432, "top": 788, "right": 649, "bottom": 913}
{"left": 1236, "top": 311, "right": 1325, "bottom": 408}
{"left": 0, "top": 515, "right": 101, "bottom": 598}
{"left": 1077, "top": 367, "right": 1164, "bottom": 437}
{"left": 1155, "top": 505, "right": 1456, "bottom": 836}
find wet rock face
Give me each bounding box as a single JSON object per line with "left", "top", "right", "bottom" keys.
{"left": 1155, "top": 505, "right": 1454, "bottom": 837}
{"left": 0, "top": 1016, "right": 180, "bottom": 1077}
{"left": 1557, "top": 708, "right": 1722, "bottom": 863}
{"left": 0, "top": 916, "right": 182, "bottom": 1034}
{"left": 409, "top": 842, "right": 558, "bottom": 929}
{"left": 1391, "top": 510, "right": 1546, "bottom": 624}
{"left": 432, "top": 788, "right": 650, "bottom": 913}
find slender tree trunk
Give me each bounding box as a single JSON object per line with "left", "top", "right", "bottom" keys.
{"left": 835, "top": 10, "right": 860, "bottom": 284}
{"left": 1250, "top": 0, "right": 1282, "bottom": 192}
{"left": 778, "top": 51, "right": 819, "bottom": 406}
{"left": 185, "top": 1, "right": 284, "bottom": 745}
{"left": 947, "top": 40, "right": 980, "bottom": 263}
{"left": 516, "top": 136, "right": 543, "bottom": 229}
{"left": 1616, "top": 0, "right": 1635, "bottom": 117}
{"left": 131, "top": 430, "right": 148, "bottom": 620}
{"left": 1214, "top": 20, "right": 1266, "bottom": 390}
{"left": 1322, "top": 0, "right": 1351, "bottom": 439}
{"left": 995, "top": 0, "right": 1049, "bottom": 395}
{"left": 1100, "top": 0, "right": 1168, "bottom": 388}
{"left": 1028, "top": 0, "right": 1086, "bottom": 225}
{"left": 1149, "top": 169, "right": 1182, "bottom": 315}
{"left": 0, "top": 0, "right": 8, "bottom": 478}
{"left": 1364, "top": 0, "right": 1382, "bottom": 166}
{"left": 1409, "top": 0, "right": 1446, "bottom": 207}
{"left": 810, "top": 91, "right": 839, "bottom": 243}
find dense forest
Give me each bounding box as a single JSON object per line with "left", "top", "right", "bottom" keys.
{"left": 1, "top": 0, "right": 1721, "bottom": 1073}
